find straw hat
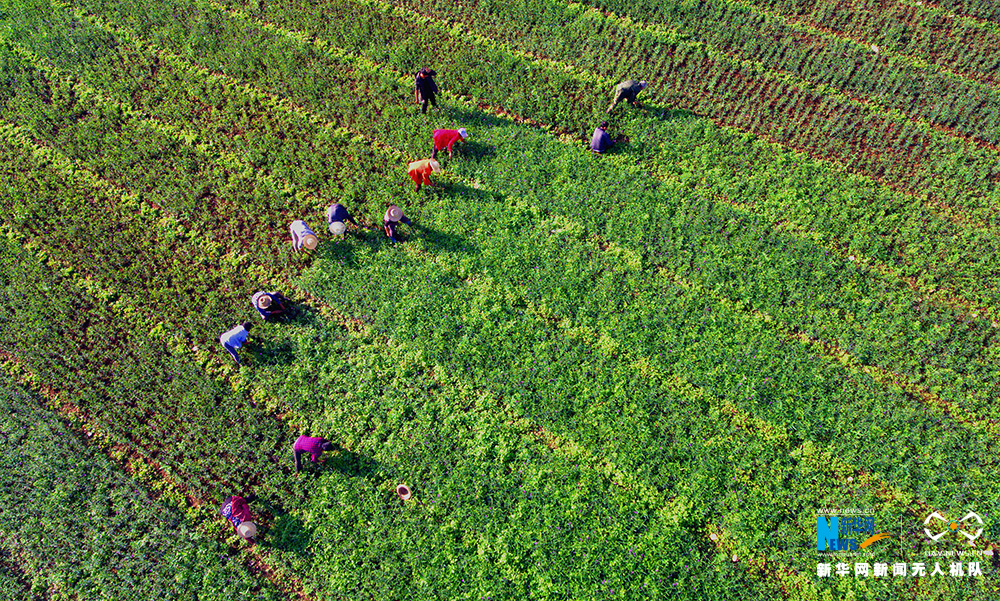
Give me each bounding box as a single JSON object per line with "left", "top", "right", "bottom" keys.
{"left": 256, "top": 295, "right": 272, "bottom": 309}
{"left": 458, "top": 128, "right": 468, "bottom": 138}
{"left": 329, "top": 220, "right": 346, "bottom": 235}
{"left": 302, "top": 234, "right": 318, "bottom": 250}
{"left": 429, "top": 159, "right": 442, "bottom": 173}
{"left": 386, "top": 205, "right": 403, "bottom": 222}
{"left": 396, "top": 484, "right": 412, "bottom": 501}
{"left": 238, "top": 521, "right": 257, "bottom": 539}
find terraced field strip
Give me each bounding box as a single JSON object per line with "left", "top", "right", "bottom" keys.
{"left": 742, "top": 0, "right": 1000, "bottom": 84}
{"left": 269, "top": 0, "right": 1000, "bottom": 212}
{"left": 0, "top": 31, "right": 844, "bottom": 600}
{"left": 0, "top": 358, "right": 312, "bottom": 600}
{"left": 0, "top": 29, "right": 742, "bottom": 598}
{"left": 13, "top": 0, "right": 1000, "bottom": 592}
{"left": 403, "top": 0, "right": 1000, "bottom": 145}
{"left": 289, "top": 181, "right": 996, "bottom": 597}
{"left": 45, "top": 0, "right": 1000, "bottom": 458}
{"left": 195, "top": 0, "right": 1000, "bottom": 315}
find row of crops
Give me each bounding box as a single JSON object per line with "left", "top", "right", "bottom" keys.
{"left": 2, "top": 0, "right": 999, "bottom": 597}
{"left": 0, "top": 377, "right": 278, "bottom": 599}
{"left": 19, "top": 0, "right": 999, "bottom": 438}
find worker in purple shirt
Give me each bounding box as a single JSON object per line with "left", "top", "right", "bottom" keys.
{"left": 294, "top": 435, "right": 337, "bottom": 472}
{"left": 590, "top": 121, "right": 613, "bottom": 154}
{"left": 219, "top": 322, "right": 253, "bottom": 365}
{"left": 326, "top": 202, "right": 361, "bottom": 235}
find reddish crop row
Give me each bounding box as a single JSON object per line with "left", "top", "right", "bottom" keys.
{"left": 399, "top": 0, "right": 1000, "bottom": 144}
{"left": 744, "top": 0, "right": 1000, "bottom": 77}
{"left": 211, "top": 0, "right": 1000, "bottom": 229}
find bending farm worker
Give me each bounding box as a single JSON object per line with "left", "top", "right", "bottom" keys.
{"left": 431, "top": 128, "right": 467, "bottom": 160}
{"left": 590, "top": 120, "right": 614, "bottom": 154}
{"left": 407, "top": 158, "right": 443, "bottom": 192}
{"left": 326, "top": 202, "right": 360, "bottom": 235}
{"left": 414, "top": 67, "right": 439, "bottom": 114}
{"left": 252, "top": 291, "right": 290, "bottom": 321}
{"left": 219, "top": 322, "right": 253, "bottom": 365}
{"left": 383, "top": 205, "right": 412, "bottom": 243}
{"left": 294, "top": 435, "right": 336, "bottom": 472}
{"left": 219, "top": 494, "right": 257, "bottom": 540}
{"left": 607, "top": 79, "right": 647, "bottom": 113}
{"left": 289, "top": 220, "right": 319, "bottom": 251}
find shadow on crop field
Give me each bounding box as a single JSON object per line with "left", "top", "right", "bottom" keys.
{"left": 327, "top": 445, "right": 380, "bottom": 480}
{"left": 459, "top": 140, "right": 495, "bottom": 161}
{"left": 265, "top": 512, "right": 314, "bottom": 557}
{"left": 315, "top": 235, "right": 363, "bottom": 268}
{"left": 410, "top": 222, "right": 478, "bottom": 255}
{"left": 251, "top": 338, "right": 296, "bottom": 367}
{"left": 647, "top": 103, "right": 700, "bottom": 122}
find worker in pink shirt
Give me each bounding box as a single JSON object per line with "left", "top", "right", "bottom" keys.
{"left": 294, "top": 435, "right": 336, "bottom": 472}
{"left": 432, "top": 128, "right": 468, "bottom": 160}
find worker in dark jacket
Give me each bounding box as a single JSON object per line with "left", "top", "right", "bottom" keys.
{"left": 326, "top": 202, "right": 360, "bottom": 235}
{"left": 383, "top": 205, "right": 412, "bottom": 243}
{"left": 294, "top": 435, "right": 336, "bottom": 472}
{"left": 590, "top": 121, "right": 613, "bottom": 154}
{"left": 220, "top": 494, "right": 257, "bottom": 540}
{"left": 607, "top": 80, "right": 647, "bottom": 113}
{"left": 414, "top": 68, "right": 439, "bottom": 114}
{"left": 251, "top": 291, "right": 290, "bottom": 321}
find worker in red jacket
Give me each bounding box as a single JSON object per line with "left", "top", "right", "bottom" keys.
{"left": 407, "top": 158, "right": 443, "bottom": 192}
{"left": 432, "top": 128, "right": 467, "bottom": 160}
{"left": 219, "top": 494, "right": 257, "bottom": 540}
{"left": 294, "top": 435, "right": 336, "bottom": 472}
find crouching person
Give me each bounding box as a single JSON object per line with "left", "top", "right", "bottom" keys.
{"left": 294, "top": 435, "right": 336, "bottom": 473}
{"left": 220, "top": 494, "right": 257, "bottom": 541}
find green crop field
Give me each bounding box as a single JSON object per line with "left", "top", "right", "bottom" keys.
{"left": 2, "top": 0, "right": 999, "bottom": 598}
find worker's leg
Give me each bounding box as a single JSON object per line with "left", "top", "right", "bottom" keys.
{"left": 431, "top": 145, "right": 438, "bottom": 159}
{"left": 290, "top": 229, "right": 301, "bottom": 251}
{"left": 294, "top": 449, "right": 303, "bottom": 472}
{"left": 426, "top": 92, "right": 437, "bottom": 111}
{"left": 222, "top": 342, "right": 241, "bottom": 364}
{"left": 607, "top": 89, "right": 624, "bottom": 113}
{"left": 421, "top": 96, "right": 429, "bottom": 114}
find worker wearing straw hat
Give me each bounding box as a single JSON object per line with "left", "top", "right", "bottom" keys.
{"left": 607, "top": 79, "right": 647, "bottom": 113}
{"left": 294, "top": 435, "right": 337, "bottom": 472}
{"left": 407, "top": 158, "right": 443, "bottom": 192}
{"left": 251, "top": 291, "right": 290, "bottom": 321}
{"left": 220, "top": 494, "right": 258, "bottom": 540}
{"left": 289, "top": 220, "right": 319, "bottom": 251}
{"left": 383, "top": 205, "right": 412, "bottom": 243}
{"left": 219, "top": 322, "right": 253, "bottom": 365}
{"left": 431, "top": 128, "right": 468, "bottom": 160}
{"left": 326, "top": 202, "right": 360, "bottom": 236}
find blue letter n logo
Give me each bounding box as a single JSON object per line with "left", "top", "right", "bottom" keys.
{"left": 817, "top": 516, "right": 839, "bottom": 551}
